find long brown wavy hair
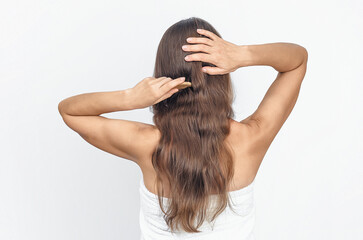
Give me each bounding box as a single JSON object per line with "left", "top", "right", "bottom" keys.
{"left": 149, "top": 17, "right": 237, "bottom": 233}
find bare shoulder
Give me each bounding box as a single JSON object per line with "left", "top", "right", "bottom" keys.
{"left": 139, "top": 119, "right": 266, "bottom": 161}
{"left": 135, "top": 123, "right": 160, "bottom": 167}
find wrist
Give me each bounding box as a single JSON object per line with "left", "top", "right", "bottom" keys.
{"left": 121, "top": 88, "right": 141, "bottom": 110}
{"left": 236, "top": 45, "right": 253, "bottom": 68}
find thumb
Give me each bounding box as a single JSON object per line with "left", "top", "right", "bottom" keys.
{"left": 202, "top": 67, "right": 225, "bottom": 75}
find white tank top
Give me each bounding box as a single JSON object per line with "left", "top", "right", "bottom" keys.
{"left": 139, "top": 177, "right": 256, "bottom": 240}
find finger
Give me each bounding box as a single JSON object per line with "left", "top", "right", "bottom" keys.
{"left": 156, "top": 88, "right": 179, "bottom": 103}
{"left": 157, "top": 77, "right": 172, "bottom": 86}
{"left": 160, "top": 77, "right": 185, "bottom": 92}
{"left": 184, "top": 53, "right": 216, "bottom": 65}
{"left": 197, "top": 29, "right": 219, "bottom": 41}
{"left": 202, "top": 66, "right": 226, "bottom": 75}
{"left": 182, "top": 44, "right": 211, "bottom": 54}
{"left": 186, "top": 37, "right": 213, "bottom": 46}
{"left": 149, "top": 76, "right": 167, "bottom": 84}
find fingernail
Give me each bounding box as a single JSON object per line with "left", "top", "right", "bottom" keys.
{"left": 185, "top": 56, "right": 189, "bottom": 60}
{"left": 202, "top": 68, "right": 207, "bottom": 72}
{"left": 197, "top": 29, "right": 202, "bottom": 32}
{"left": 180, "top": 77, "right": 185, "bottom": 81}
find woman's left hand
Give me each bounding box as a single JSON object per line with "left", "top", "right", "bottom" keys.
{"left": 128, "top": 76, "right": 186, "bottom": 109}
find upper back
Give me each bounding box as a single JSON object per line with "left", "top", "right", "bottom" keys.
{"left": 138, "top": 118, "right": 264, "bottom": 198}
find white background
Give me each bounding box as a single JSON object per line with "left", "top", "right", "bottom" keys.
{"left": 0, "top": 0, "right": 362, "bottom": 239}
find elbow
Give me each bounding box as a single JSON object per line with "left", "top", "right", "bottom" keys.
{"left": 58, "top": 101, "right": 65, "bottom": 116}
{"left": 301, "top": 47, "right": 308, "bottom": 64}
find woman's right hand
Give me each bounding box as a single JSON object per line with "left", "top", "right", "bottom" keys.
{"left": 182, "top": 28, "right": 244, "bottom": 75}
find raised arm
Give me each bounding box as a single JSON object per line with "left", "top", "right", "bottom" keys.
{"left": 238, "top": 43, "right": 308, "bottom": 154}
{"left": 182, "top": 30, "right": 308, "bottom": 169}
